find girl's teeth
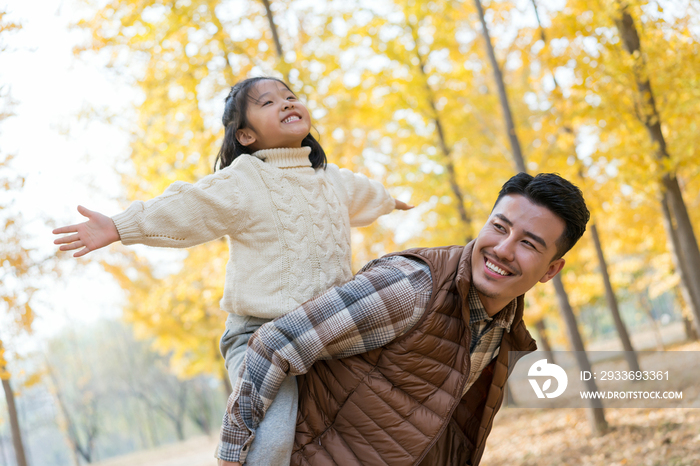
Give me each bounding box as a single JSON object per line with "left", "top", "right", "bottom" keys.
{"left": 283, "top": 116, "right": 300, "bottom": 123}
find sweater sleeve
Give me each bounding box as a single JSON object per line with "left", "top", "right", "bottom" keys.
{"left": 328, "top": 164, "right": 396, "bottom": 228}
{"left": 111, "top": 166, "right": 247, "bottom": 248}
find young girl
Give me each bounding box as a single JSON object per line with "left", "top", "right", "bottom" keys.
{"left": 53, "top": 76, "right": 412, "bottom": 465}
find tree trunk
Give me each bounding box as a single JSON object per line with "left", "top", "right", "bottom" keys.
{"left": 590, "top": 224, "right": 640, "bottom": 371}
{"left": 615, "top": 4, "right": 700, "bottom": 335}
{"left": 473, "top": 0, "right": 526, "bottom": 174}
{"left": 534, "top": 320, "right": 556, "bottom": 365}
{"left": 260, "top": 0, "right": 284, "bottom": 59}
{"left": 639, "top": 295, "right": 665, "bottom": 351}
{"left": 552, "top": 276, "right": 608, "bottom": 434}
{"left": 662, "top": 178, "right": 700, "bottom": 335}
{"left": 476, "top": 0, "right": 608, "bottom": 432}
{"left": 659, "top": 195, "right": 700, "bottom": 336}
{"left": 476, "top": 0, "right": 607, "bottom": 432}
{"left": 45, "top": 358, "right": 98, "bottom": 464}
{"left": 683, "top": 314, "right": 699, "bottom": 341}
{"left": 410, "top": 24, "right": 473, "bottom": 243}
{"left": 0, "top": 431, "right": 8, "bottom": 466}
{"left": 531, "top": 0, "right": 641, "bottom": 371}
{"left": 260, "top": 0, "right": 291, "bottom": 82}
{"left": 1, "top": 376, "right": 28, "bottom": 466}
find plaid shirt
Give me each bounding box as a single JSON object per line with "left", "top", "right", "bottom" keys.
{"left": 463, "top": 286, "right": 516, "bottom": 395}
{"left": 217, "top": 255, "right": 515, "bottom": 463}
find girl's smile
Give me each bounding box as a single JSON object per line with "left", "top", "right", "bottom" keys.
{"left": 235, "top": 80, "right": 312, "bottom": 151}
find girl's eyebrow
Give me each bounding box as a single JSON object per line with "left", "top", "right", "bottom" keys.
{"left": 254, "top": 88, "right": 295, "bottom": 102}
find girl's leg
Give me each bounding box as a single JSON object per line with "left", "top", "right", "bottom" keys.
{"left": 219, "top": 314, "right": 298, "bottom": 465}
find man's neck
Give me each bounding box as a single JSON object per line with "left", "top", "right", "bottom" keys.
{"left": 475, "top": 290, "right": 509, "bottom": 317}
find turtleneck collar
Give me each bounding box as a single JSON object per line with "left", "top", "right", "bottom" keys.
{"left": 252, "top": 147, "right": 313, "bottom": 169}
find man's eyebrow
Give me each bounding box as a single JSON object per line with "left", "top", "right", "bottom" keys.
{"left": 494, "top": 213, "right": 547, "bottom": 248}
{"left": 494, "top": 213, "right": 512, "bottom": 227}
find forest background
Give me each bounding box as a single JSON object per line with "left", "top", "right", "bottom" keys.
{"left": 1, "top": 0, "right": 699, "bottom": 465}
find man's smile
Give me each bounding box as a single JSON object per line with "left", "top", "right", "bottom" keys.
{"left": 483, "top": 254, "right": 516, "bottom": 278}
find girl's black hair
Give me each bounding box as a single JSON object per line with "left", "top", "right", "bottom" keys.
{"left": 214, "top": 76, "right": 327, "bottom": 171}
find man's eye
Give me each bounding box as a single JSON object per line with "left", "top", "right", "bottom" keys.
{"left": 494, "top": 223, "right": 505, "bottom": 232}
{"left": 523, "top": 240, "right": 535, "bottom": 249}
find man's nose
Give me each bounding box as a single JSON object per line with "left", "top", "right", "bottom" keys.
{"left": 493, "top": 236, "right": 516, "bottom": 262}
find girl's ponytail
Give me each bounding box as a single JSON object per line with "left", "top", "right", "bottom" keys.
{"left": 214, "top": 77, "right": 327, "bottom": 171}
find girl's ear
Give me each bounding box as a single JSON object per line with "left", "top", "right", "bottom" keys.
{"left": 236, "top": 128, "right": 257, "bottom": 147}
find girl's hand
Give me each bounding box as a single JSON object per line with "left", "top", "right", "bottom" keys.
{"left": 218, "top": 460, "right": 241, "bottom": 466}
{"left": 53, "top": 205, "right": 121, "bottom": 257}
{"left": 394, "top": 199, "right": 414, "bottom": 211}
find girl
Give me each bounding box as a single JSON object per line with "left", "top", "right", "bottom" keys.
{"left": 53, "top": 76, "right": 412, "bottom": 465}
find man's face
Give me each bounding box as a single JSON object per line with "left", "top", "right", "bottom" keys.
{"left": 471, "top": 194, "right": 566, "bottom": 315}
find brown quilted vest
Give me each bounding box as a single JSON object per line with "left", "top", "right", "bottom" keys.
{"left": 292, "top": 243, "right": 537, "bottom": 466}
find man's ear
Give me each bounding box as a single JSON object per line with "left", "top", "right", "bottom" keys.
{"left": 236, "top": 128, "right": 257, "bottom": 147}
{"left": 539, "top": 258, "right": 565, "bottom": 284}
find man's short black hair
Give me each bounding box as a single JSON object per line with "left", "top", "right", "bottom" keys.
{"left": 494, "top": 173, "right": 590, "bottom": 260}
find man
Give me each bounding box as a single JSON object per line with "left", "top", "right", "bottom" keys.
{"left": 218, "top": 172, "right": 589, "bottom": 466}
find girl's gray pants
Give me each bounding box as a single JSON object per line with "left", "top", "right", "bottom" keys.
{"left": 218, "top": 313, "right": 298, "bottom": 465}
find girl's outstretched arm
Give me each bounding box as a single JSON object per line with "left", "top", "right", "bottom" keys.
{"left": 53, "top": 205, "right": 121, "bottom": 257}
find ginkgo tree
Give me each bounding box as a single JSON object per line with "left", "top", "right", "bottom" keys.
{"left": 75, "top": 0, "right": 700, "bottom": 394}
{"left": 535, "top": 0, "right": 700, "bottom": 334}
{"left": 76, "top": 0, "right": 293, "bottom": 380}
{"left": 1, "top": 10, "right": 32, "bottom": 466}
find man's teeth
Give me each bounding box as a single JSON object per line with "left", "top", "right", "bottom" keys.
{"left": 283, "top": 116, "right": 300, "bottom": 123}
{"left": 486, "top": 261, "right": 510, "bottom": 276}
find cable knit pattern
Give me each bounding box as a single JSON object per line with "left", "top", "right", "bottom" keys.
{"left": 111, "top": 147, "right": 396, "bottom": 319}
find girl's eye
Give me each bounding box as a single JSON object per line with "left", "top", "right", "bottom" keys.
{"left": 286, "top": 96, "right": 296, "bottom": 101}
{"left": 262, "top": 100, "right": 273, "bottom": 106}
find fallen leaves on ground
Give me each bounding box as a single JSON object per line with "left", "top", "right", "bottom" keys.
{"left": 482, "top": 341, "right": 700, "bottom": 466}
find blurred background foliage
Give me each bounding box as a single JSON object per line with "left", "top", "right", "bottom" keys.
{"left": 2, "top": 0, "right": 700, "bottom": 464}
{"left": 74, "top": 0, "right": 700, "bottom": 373}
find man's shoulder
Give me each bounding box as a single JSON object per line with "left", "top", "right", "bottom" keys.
{"left": 385, "top": 245, "right": 465, "bottom": 263}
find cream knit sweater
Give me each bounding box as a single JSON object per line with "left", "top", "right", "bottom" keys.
{"left": 112, "top": 147, "right": 396, "bottom": 319}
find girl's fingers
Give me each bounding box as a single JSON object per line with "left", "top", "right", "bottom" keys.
{"left": 74, "top": 247, "right": 90, "bottom": 258}
{"left": 59, "top": 240, "right": 84, "bottom": 251}
{"left": 77, "top": 205, "right": 93, "bottom": 218}
{"left": 52, "top": 224, "right": 80, "bottom": 235}
{"left": 54, "top": 233, "right": 81, "bottom": 244}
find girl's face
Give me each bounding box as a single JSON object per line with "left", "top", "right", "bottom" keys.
{"left": 235, "top": 80, "right": 311, "bottom": 151}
